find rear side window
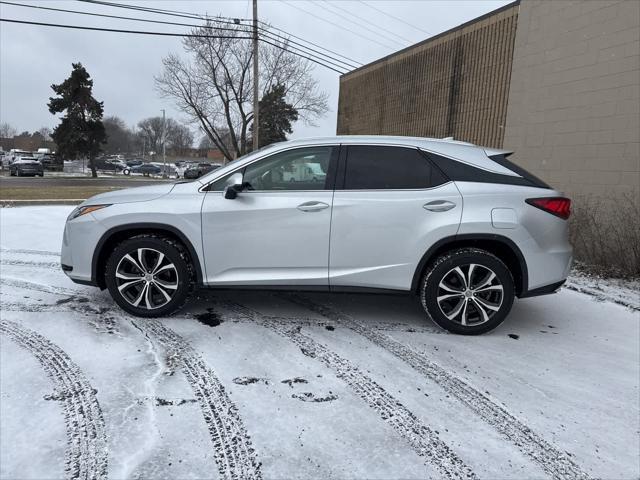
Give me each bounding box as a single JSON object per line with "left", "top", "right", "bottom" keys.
{"left": 489, "top": 154, "right": 550, "bottom": 189}
{"left": 425, "top": 152, "right": 551, "bottom": 189}
{"left": 344, "top": 146, "right": 447, "bottom": 190}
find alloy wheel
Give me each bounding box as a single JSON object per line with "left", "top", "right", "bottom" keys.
{"left": 436, "top": 263, "right": 504, "bottom": 326}
{"left": 115, "top": 247, "right": 179, "bottom": 310}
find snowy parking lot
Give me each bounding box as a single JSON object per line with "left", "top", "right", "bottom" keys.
{"left": 1, "top": 206, "right": 638, "bottom": 480}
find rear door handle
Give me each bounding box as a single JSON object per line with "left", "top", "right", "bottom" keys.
{"left": 297, "top": 201, "right": 329, "bottom": 212}
{"left": 423, "top": 200, "right": 456, "bottom": 212}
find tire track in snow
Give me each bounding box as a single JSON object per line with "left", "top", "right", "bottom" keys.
{"left": 0, "top": 247, "right": 61, "bottom": 257}
{"left": 1, "top": 258, "right": 60, "bottom": 269}
{"left": 1, "top": 279, "right": 262, "bottom": 479}
{"left": 134, "top": 319, "right": 262, "bottom": 480}
{"left": 0, "top": 276, "right": 435, "bottom": 334}
{"left": 281, "top": 294, "right": 592, "bottom": 480}
{"left": 0, "top": 319, "right": 108, "bottom": 480}
{"left": 214, "top": 299, "right": 476, "bottom": 480}
{"left": 1, "top": 277, "right": 77, "bottom": 296}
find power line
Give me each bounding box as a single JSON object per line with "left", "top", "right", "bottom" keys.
{"left": 315, "top": 0, "right": 413, "bottom": 46}
{"left": 78, "top": 0, "right": 251, "bottom": 23}
{"left": 0, "top": 1, "right": 249, "bottom": 35}
{"left": 0, "top": 18, "right": 346, "bottom": 74}
{"left": 356, "top": 0, "right": 434, "bottom": 37}
{"left": 0, "top": 1, "right": 351, "bottom": 72}
{"left": 258, "top": 20, "right": 363, "bottom": 67}
{"left": 76, "top": 0, "right": 362, "bottom": 68}
{"left": 280, "top": 0, "right": 398, "bottom": 52}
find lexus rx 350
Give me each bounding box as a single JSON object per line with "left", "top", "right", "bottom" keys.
{"left": 61, "top": 136, "right": 572, "bottom": 334}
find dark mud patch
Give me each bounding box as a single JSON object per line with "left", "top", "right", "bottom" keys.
{"left": 292, "top": 392, "right": 338, "bottom": 403}
{"left": 55, "top": 296, "right": 90, "bottom": 305}
{"left": 325, "top": 325, "right": 335, "bottom": 331}
{"left": 233, "top": 376, "right": 269, "bottom": 386}
{"left": 281, "top": 377, "right": 308, "bottom": 388}
{"left": 508, "top": 334, "right": 520, "bottom": 340}
{"left": 195, "top": 309, "right": 223, "bottom": 327}
{"left": 155, "top": 397, "right": 198, "bottom": 407}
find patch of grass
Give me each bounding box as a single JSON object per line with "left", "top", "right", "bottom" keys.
{"left": 0, "top": 185, "right": 122, "bottom": 200}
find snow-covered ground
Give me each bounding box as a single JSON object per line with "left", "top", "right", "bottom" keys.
{"left": 1, "top": 206, "right": 638, "bottom": 480}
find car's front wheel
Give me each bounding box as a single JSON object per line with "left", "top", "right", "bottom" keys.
{"left": 105, "top": 234, "right": 194, "bottom": 317}
{"left": 420, "top": 248, "right": 515, "bottom": 335}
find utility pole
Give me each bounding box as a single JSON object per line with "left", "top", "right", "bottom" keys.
{"left": 161, "top": 109, "right": 167, "bottom": 178}
{"left": 252, "top": 0, "right": 259, "bottom": 151}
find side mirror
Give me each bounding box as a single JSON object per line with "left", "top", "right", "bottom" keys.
{"left": 223, "top": 172, "right": 244, "bottom": 199}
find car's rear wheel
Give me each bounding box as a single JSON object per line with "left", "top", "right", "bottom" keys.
{"left": 105, "top": 234, "right": 194, "bottom": 317}
{"left": 420, "top": 248, "right": 515, "bottom": 335}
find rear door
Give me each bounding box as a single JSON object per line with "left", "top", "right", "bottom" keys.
{"left": 329, "top": 145, "right": 462, "bottom": 291}
{"left": 201, "top": 145, "right": 338, "bottom": 286}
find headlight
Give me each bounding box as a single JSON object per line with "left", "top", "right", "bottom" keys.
{"left": 68, "top": 204, "right": 111, "bottom": 221}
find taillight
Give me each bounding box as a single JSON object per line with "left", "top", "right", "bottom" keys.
{"left": 525, "top": 197, "right": 571, "bottom": 220}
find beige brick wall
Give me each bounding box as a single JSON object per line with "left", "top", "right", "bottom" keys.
{"left": 337, "top": 3, "right": 519, "bottom": 148}
{"left": 503, "top": 0, "right": 640, "bottom": 198}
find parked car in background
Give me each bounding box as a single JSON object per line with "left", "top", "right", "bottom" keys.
{"left": 3, "top": 149, "right": 31, "bottom": 166}
{"left": 123, "top": 163, "right": 162, "bottom": 176}
{"left": 61, "top": 136, "right": 572, "bottom": 335}
{"left": 9, "top": 156, "right": 44, "bottom": 176}
{"left": 183, "top": 162, "right": 220, "bottom": 179}
{"left": 126, "top": 159, "right": 144, "bottom": 168}
{"left": 94, "top": 157, "right": 125, "bottom": 172}
{"left": 34, "top": 152, "right": 63, "bottom": 171}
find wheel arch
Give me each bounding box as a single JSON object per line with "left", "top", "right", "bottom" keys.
{"left": 411, "top": 234, "right": 528, "bottom": 296}
{"left": 92, "top": 223, "right": 203, "bottom": 289}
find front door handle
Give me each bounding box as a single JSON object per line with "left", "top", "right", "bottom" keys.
{"left": 423, "top": 200, "right": 456, "bottom": 212}
{"left": 297, "top": 201, "right": 329, "bottom": 212}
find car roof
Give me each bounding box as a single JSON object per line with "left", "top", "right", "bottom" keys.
{"left": 274, "top": 136, "right": 518, "bottom": 176}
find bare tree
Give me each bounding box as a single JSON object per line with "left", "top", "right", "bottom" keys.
{"left": 137, "top": 116, "right": 167, "bottom": 154}
{"left": 138, "top": 116, "right": 193, "bottom": 155}
{"left": 155, "top": 21, "right": 328, "bottom": 163}
{"left": 104, "top": 116, "right": 134, "bottom": 154}
{"left": 36, "top": 127, "right": 52, "bottom": 142}
{"left": 168, "top": 123, "right": 194, "bottom": 155}
{"left": 0, "top": 122, "right": 17, "bottom": 139}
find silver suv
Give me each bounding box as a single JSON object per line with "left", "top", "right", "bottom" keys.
{"left": 61, "top": 136, "right": 572, "bottom": 334}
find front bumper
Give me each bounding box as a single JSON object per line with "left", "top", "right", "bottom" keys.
{"left": 61, "top": 213, "right": 107, "bottom": 285}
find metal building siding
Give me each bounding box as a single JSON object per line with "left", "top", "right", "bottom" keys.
{"left": 336, "top": 3, "right": 519, "bottom": 149}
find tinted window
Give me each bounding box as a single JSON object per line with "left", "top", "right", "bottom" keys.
{"left": 344, "top": 146, "right": 447, "bottom": 190}
{"left": 489, "top": 154, "right": 550, "bottom": 189}
{"left": 427, "top": 153, "right": 551, "bottom": 189}
{"left": 243, "top": 146, "right": 334, "bottom": 191}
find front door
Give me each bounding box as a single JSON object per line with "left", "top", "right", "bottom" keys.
{"left": 201, "top": 145, "right": 338, "bottom": 286}
{"left": 329, "top": 145, "right": 462, "bottom": 291}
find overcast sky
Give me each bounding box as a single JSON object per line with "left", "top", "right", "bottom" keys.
{"left": 0, "top": 0, "right": 510, "bottom": 142}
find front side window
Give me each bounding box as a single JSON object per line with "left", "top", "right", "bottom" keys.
{"left": 344, "top": 145, "right": 447, "bottom": 190}
{"left": 242, "top": 146, "right": 334, "bottom": 191}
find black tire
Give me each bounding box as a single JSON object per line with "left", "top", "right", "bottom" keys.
{"left": 420, "top": 248, "right": 515, "bottom": 335}
{"left": 105, "top": 234, "right": 194, "bottom": 317}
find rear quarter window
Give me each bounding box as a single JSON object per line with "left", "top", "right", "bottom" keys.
{"left": 424, "top": 152, "right": 550, "bottom": 189}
